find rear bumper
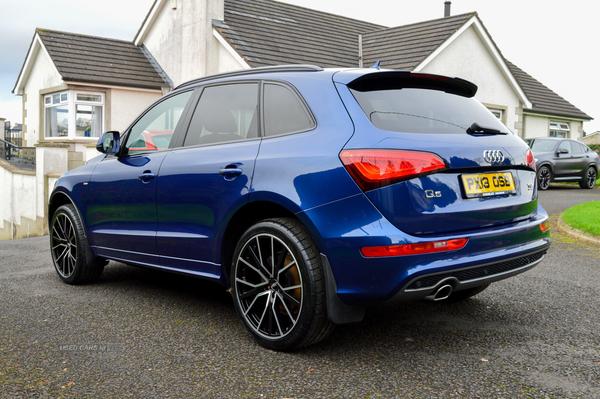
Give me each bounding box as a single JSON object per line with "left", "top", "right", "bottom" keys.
{"left": 388, "top": 245, "right": 549, "bottom": 303}
{"left": 300, "top": 193, "right": 551, "bottom": 307}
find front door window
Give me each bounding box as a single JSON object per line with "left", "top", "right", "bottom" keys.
{"left": 125, "top": 90, "right": 194, "bottom": 154}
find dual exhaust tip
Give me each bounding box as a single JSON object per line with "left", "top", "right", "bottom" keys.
{"left": 424, "top": 284, "right": 453, "bottom": 301}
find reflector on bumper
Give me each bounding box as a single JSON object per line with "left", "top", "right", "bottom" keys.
{"left": 361, "top": 238, "right": 468, "bottom": 257}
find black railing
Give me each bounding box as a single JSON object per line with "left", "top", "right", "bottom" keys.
{"left": 0, "top": 138, "right": 36, "bottom": 172}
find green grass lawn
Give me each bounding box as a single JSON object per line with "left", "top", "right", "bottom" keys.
{"left": 562, "top": 201, "right": 600, "bottom": 236}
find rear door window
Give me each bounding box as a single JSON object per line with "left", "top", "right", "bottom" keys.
{"left": 572, "top": 142, "right": 587, "bottom": 154}
{"left": 183, "top": 83, "right": 258, "bottom": 147}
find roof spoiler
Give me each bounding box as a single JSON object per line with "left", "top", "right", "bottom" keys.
{"left": 347, "top": 71, "right": 478, "bottom": 98}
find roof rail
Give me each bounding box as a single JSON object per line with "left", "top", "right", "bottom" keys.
{"left": 175, "top": 65, "right": 323, "bottom": 90}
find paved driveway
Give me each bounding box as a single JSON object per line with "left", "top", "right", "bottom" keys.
{"left": 1, "top": 186, "right": 599, "bottom": 398}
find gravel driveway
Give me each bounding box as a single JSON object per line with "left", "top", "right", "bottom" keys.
{"left": 1, "top": 186, "right": 598, "bottom": 398}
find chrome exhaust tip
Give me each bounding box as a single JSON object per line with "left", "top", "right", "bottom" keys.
{"left": 424, "top": 284, "right": 453, "bottom": 301}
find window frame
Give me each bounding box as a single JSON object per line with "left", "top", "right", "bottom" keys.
{"left": 43, "top": 90, "right": 105, "bottom": 139}
{"left": 549, "top": 120, "right": 570, "bottom": 138}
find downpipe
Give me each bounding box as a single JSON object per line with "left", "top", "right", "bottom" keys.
{"left": 424, "top": 284, "right": 453, "bottom": 301}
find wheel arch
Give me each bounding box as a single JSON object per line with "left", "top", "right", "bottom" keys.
{"left": 538, "top": 162, "right": 554, "bottom": 175}
{"left": 48, "top": 190, "right": 78, "bottom": 227}
{"left": 585, "top": 162, "right": 598, "bottom": 173}
{"left": 221, "top": 201, "right": 363, "bottom": 326}
{"left": 48, "top": 190, "right": 99, "bottom": 267}
{"left": 220, "top": 200, "right": 325, "bottom": 286}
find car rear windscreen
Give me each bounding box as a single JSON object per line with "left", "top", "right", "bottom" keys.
{"left": 350, "top": 88, "right": 510, "bottom": 134}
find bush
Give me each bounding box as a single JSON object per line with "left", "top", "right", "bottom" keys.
{"left": 588, "top": 144, "right": 600, "bottom": 154}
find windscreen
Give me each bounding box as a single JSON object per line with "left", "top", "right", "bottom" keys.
{"left": 351, "top": 88, "right": 510, "bottom": 134}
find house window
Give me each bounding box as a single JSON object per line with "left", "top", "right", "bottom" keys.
{"left": 44, "top": 91, "right": 104, "bottom": 139}
{"left": 489, "top": 109, "right": 503, "bottom": 120}
{"left": 549, "top": 121, "right": 570, "bottom": 138}
{"left": 45, "top": 91, "right": 69, "bottom": 137}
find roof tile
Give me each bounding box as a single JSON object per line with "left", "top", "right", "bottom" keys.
{"left": 217, "top": 0, "right": 590, "bottom": 121}
{"left": 37, "top": 29, "right": 166, "bottom": 90}
{"left": 216, "top": 0, "right": 384, "bottom": 67}
{"left": 505, "top": 60, "right": 592, "bottom": 120}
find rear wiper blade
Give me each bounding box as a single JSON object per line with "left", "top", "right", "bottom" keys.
{"left": 466, "top": 122, "right": 507, "bottom": 135}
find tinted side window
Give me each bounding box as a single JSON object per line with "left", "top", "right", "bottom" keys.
{"left": 530, "top": 139, "right": 557, "bottom": 152}
{"left": 184, "top": 83, "right": 258, "bottom": 147}
{"left": 558, "top": 140, "right": 571, "bottom": 154}
{"left": 263, "top": 83, "right": 314, "bottom": 136}
{"left": 126, "top": 90, "right": 193, "bottom": 154}
{"left": 573, "top": 142, "right": 587, "bottom": 154}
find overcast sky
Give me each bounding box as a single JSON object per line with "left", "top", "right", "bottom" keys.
{"left": 1, "top": 0, "right": 598, "bottom": 133}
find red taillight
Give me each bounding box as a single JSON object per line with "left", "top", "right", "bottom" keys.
{"left": 526, "top": 149, "right": 536, "bottom": 170}
{"left": 361, "top": 238, "right": 468, "bottom": 257}
{"left": 339, "top": 149, "right": 448, "bottom": 191}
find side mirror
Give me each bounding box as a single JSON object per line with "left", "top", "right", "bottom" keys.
{"left": 557, "top": 148, "right": 569, "bottom": 154}
{"left": 96, "top": 131, "right": 121, "bottom": 155}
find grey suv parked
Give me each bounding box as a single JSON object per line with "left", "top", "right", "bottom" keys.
{"left": 527, "top": 137, "right": 599, "bottom": 190}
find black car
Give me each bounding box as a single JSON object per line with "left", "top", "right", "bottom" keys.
{"left": 527, "top": 137, "right": 599, "bottom": 190}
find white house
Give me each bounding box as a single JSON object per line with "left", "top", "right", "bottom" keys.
{"left": 2, "top": 0, "right": 592, "bottom": 240}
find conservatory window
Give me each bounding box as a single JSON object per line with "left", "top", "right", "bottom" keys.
{"left": 44, "top": 91, "right": 104, "bottom": 139}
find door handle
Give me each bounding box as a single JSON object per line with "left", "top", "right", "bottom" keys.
{"left": 219, "top": 168, "right": 243, "bottom": 177}
{"left": 138, "top": 170, "right": 155, "bottom": 183}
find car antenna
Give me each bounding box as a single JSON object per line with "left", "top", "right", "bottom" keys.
{"left": 371, "top": 60, "right": 381, "bottom": 70}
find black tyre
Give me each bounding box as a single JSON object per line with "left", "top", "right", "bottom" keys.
{"left": 231, "top": 218, "right": 333, "bottom": 351}
{"left": 446, "top": 284, "right": 490, "bottom": 302}
{"left": 537, "top": 165, "right": 551, "bottom": 190}
{"left": 579, "top": 166, "right": 597, "bottom": 189}
{"left": 50, "top": 204, "right": 104, "bottom": 285}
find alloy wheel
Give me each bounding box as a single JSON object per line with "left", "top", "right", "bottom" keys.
{"left": 51, "top": 213, "right": 78, "bottom": 278}
{"left": 580, "top": 167, "right": 598, "bottom": 189}
{"left": 586, "top": 168, "right": 597, "bottom": 188}
{"left": 234, "top": 233, "right": 303, "bottom": 340}
{"left": 538, "top": 166, "right": 551, "bottom": 190}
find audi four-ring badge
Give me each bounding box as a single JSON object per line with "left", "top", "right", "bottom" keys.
{"left": 48, "top": 66, "right": 551, "bottom": 351}
{"left": 483, "top": 150, "right": 505, "bottom": 163}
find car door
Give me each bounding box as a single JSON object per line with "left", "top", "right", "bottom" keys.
{"left": 553, "top": 140, "right": 574, "bottom": 178}
{"left": 86, "top": 90, "right": 195, "bottom": 265}
{"left": 570, "top": 141, "right": 588, "bottom": 176}
{"left": 155, "top": 82, "right": 261, "bottom": 277}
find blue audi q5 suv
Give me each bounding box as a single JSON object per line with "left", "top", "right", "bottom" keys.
{"left": 49, "top": 65, "right": 551, "bottom": 350}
